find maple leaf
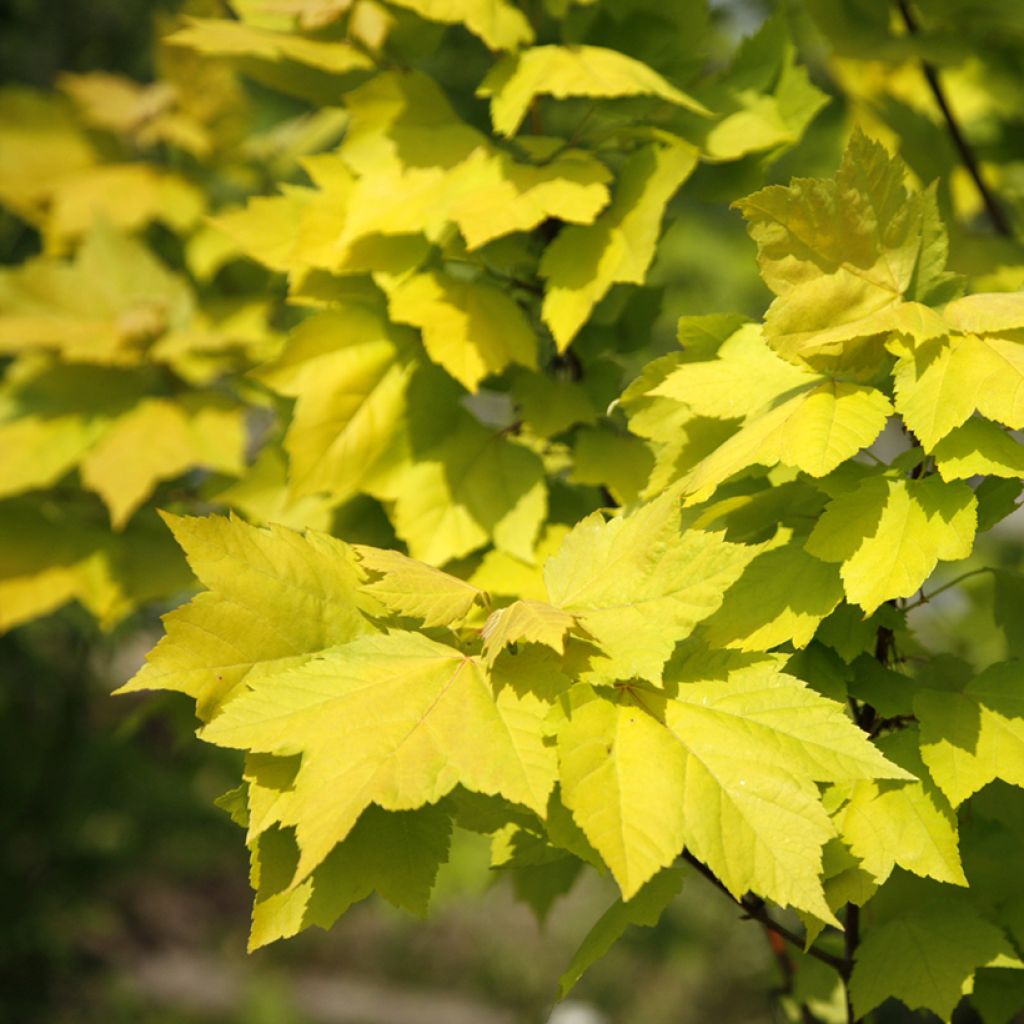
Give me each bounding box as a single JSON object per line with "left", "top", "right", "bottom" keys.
{"left": 541, "top": 137, "right": 698, "bottom": 350}
{"left": 481, "top": 599, "right": 577, "bottom": 664}
{"left": 544, "top": 491, "right": 760, "bottom": 684}
{"left": 735, "top": 131, "right": 961, "bottom": 366}
{"left": 479, "top": 45, "right": 710, "bottom": 137}
{"left": 354, "top": 545, "right": 484, "bottom": 627}
{"left": 199, "top": 631, "right": 557, "bottom": 882}
{"left": 915, "top": 661, "right": 1024, "bottom": 806}
{"left": 388, "top": 270, "right": 537, "bottom": 391}
{"left": 558, "top": 663, "right": 909, "bottom": 912}
{"left": 118, "top": 514, "right": 383, "bottom": 717}
{"left": 806, "top": 475, "right": 977, "bottom": 613}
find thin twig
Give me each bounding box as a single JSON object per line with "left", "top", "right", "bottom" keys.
{"left": 681, "top": 851, "right": 849, "bottom": 976}
{"left": 896, "top": 0, "right": 1013, "bottom": 237}
{"left": 903, "top": 566, "right": 994, "bottom": 609}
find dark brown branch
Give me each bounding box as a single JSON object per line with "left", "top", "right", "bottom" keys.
{"left": 897, "top": 0, "right": 1013, "bottom": 238}
{"left": 844, "top": 905, "right": 861, "bottom": 1024}
{"left": 681, "top": 851, "right": 850, "bottom": 976}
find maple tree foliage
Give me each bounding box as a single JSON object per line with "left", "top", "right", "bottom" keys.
{"left": 9, "top": 0, "right": 1024, "bottom": 1021}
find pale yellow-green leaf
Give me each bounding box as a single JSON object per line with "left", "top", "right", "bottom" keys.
{"left": 916, "top": 661, "right": 1024, "bottom": 807}
{"left": 0, "top": 87, "right": 97, "bottom": 220}
{"left": 386, "top": 0, "right": 532, "bottom": 50}
{"left": 543, "top": 491, "right": 760, "bottom": 683}
{"left": 469, "top": 524, "right": 570, "bottom": 601}
{"left": 0, "top": 222, "right": 193, "bottom": 363}
{"left": 649, "top": 323, "right": 817, "bottom": 418}
{"left": 894, "top": 332, "right": 1024, "bottom": 450}
{"left": 942, "top": 291, "right": 1024, "bottom": 334}
{"left": 558, "top": 690, "right": 688, "bottom": 900}
{"left": 447, "top": 143, "right": 612, "bottom": 250}
{"left": 389, "top": 271, "right": 537, "bottom": 391}
{"left": 0, "top": 413, "right": 108, "bottom": 499}
{"left": 118, "top": 515, "right": 382, "bottom": 717}
{"left": 735, "top": 132, "right": 947, "bottom": 366}
{"left": 210, "top": 192, "right": 313, "bottom": 274}
{"left": 541, "top": 138, "right": 698, "bottom": 349}
{"left": 354, "top": 545, "right": 483, "bottom": 627}
{"left": 806, "top": 476, "right": 977, "bottom": 613}
{"left": 328, "top": 72, "right": 610, "bottom": 253}
{"left": 560, "top": 666, "right": 908, "bottom": 912}
{"left": 479, "top": 45, "right": 710, "bottom": 137}
{"left": 834, "top": 728, "right": 966, "bottom": 887}
{"left": 481, "top": 599, "right": 577, "bottom": 664}
{"left": 167, "top": 17, "right": 374, "bottom": 74}
{"left": 390, "top": 421, "right": 546, "bottom": 565}
{"left": 701, "top": 541, "right": 843, "bottom": 651}
{"left": 257, "top": 308, "right": 416, "bottom": 502}
{"left": 681, "top": 381, "right": 892, "bottom": 504}
{"left": 200, "top": 631, "right": 557, "bottom": 882}
{"left": 80, "top": 398, "right": 245, "bottom": 528}
{"left": 214, "top": 447, "right": 336, "bottom": 533}
{"left": 44, "top": 163, "right": 204, "bottom": 248}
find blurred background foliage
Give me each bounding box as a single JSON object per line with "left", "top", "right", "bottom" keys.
{"left": 6, "top": 0, "right": 1024, "bottom": 1021}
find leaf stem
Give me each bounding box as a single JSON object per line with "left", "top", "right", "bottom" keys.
{"left": 680, "top": 851, "right": 850, "bottom": 976}
{"left": 903, "top": 566, "right": 994, "bottom": 609}
{"left": 896, "top": 0, "right": 1014, "bottom": 238}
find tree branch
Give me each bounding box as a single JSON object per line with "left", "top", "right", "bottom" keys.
{"left": 681, "top": 851, "right": 850, "bottom": 976}
{"left": 903, "top": 566, "right": 994, "bottom": 609}
{"left": 896, "top": 0, "right": 1013, "bottom": 238}
{"left": 844, "top": 904, "right": 861, "bottom": 1024}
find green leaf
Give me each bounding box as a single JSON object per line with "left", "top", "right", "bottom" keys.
{"left": 200, "top": 631, "right": 557, "bottom": 882}
{"left": 479, "top": 45, "right": 710, "bottom": 137}
{"left": 558, "top": 867, "right": 684, "bottom": 997}
{"left": 916, "top": 661, "right": 1024, "bottom": 807}
{"left": 701, "top": 540, "right": 844, "bottom": 652}
{"left": 850, "top": 878, "right": 1012, "bottom": 1020}
{"left": 569, "top": 426, "right": 653, "bottom": 505}
{"left": 544, "top": 491, "right": 760, "bottom": 683}
{"left": 806, "top": 475, "right": 977, "bottom": 613}
{"left": 0, "top": 499, "right": 189, "bottom": 633}
{"left": 932, "top": 418, "right": 1024, "bottom": 481}
{"left": 249, "top": 804, "right": 451, "bottom": 949}
{"left": 541, "top": 138, "right": 698, "bottom": 350}
{"left": 389, "top": 270, "right": 537, "bottom": 391}
{"left": 700, "top": 12, "right": 829, "bottom": 161}
{"left": 117, "top": 514, "right": 383, "bottom": 717}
